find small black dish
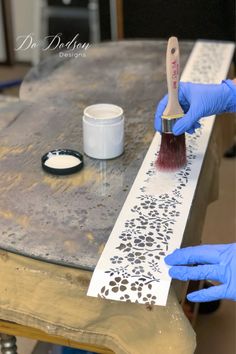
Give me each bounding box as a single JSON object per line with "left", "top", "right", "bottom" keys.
{"left": 42, "top": 149, "right": 84, "bottom": 176}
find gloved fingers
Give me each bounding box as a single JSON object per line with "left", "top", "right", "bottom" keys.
{"left": 217, "top": 243, "right": 236, "bottom": 254}
{"left": 154, "top": 95, "right": 168, "bottom": 132}
{"left": 172, "top": 108, "right": 200, "bottom": 136}
{"left": 169, "top": 264, "right": 222, "bottom": 282}
{"left": 165, "top": 245, "right": 221, "bottom": 266}
{"left": 187, "top": 284, "right": 227, "bottom": 303}
{"left": 185, "top": 127, "right": 195, "bottom": 134}
{"left": 178, "top": 82, "right": 191, "bottom": 111}
{"left": 185, "top": 121, "right": 201, "bottom": 134}
{"left": 154, "top": 86, "right": 190, "bottom": 132}
{"left": 193, "top": 121, "right": 201, "bottom": 129}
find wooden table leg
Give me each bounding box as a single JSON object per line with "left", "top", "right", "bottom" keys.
{"left": 0, "top": 334, "right": 17, "bottom": 354}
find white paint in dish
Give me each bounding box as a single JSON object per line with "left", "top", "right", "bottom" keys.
{"left": 45, "top": 155, "right": 81, "bottom": 169}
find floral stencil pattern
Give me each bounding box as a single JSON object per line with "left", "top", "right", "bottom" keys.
{"left": 88, "top": 41, "right": 235, "bottom": 306}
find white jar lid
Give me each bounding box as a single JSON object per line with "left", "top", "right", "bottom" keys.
{"left": 83, "top": 103, "right": 123, "bottom": 125}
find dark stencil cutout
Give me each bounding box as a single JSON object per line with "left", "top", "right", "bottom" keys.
{"left": 99, "top": 123, "right": 206, "bottom": 303}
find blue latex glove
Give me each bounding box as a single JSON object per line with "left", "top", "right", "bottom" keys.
{"left": 165, "top": 243, "right": 236, "bottom": 302}
{"left": 155, "top": 79, "right": 236, "bottom": 135}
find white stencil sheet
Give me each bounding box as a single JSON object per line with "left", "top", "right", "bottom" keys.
{"left": 87, "top": 41, "right": 235, "bottom": 306}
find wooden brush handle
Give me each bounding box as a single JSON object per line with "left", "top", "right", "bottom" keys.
{"left": 163, "top": 37, "right": 183, "bottom": 118}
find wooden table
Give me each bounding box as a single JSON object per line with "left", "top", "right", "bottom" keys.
{"left": 0, "top": 40, "right": 234, "bottom": 354}
{"left": 0, "top": 320, "right": 113, "bottom": 353}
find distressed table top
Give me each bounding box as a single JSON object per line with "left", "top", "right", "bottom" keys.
{"left": 0, "top": 41, "right": 194, "bottom": 270}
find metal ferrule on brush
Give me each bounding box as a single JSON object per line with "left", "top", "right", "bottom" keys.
{"left": 161, "top": 115, "right": 183, "bottom": 133}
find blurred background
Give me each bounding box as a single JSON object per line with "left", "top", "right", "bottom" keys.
{"left": 0, "top": 0, "right": 235, "bottom": 95}
{"left": 0, "top": 0, "right": 235, "bottom": 65}
{"left": 0, "top": 1, "right": 235, "bottom": 354}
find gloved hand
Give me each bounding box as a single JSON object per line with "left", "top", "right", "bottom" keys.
{"left": 165, "top": 243, "right": 236, "bottom": 302}
{"left": 155, "top": 80, "right": 236, "bottom": 135}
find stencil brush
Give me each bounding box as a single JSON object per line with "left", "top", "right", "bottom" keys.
{"left": 156, "top": 37, "right": 186, "bottom": 171}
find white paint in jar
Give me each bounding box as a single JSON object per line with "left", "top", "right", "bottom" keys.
{"left": 83, "top": 103, "right": 124, "bottom": 159}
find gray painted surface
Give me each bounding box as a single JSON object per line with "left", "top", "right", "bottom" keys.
{"left": 0, "top": 41, "right": 193, "bottom": 270}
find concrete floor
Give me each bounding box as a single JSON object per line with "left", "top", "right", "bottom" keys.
{"left": 0, "top": 64, "right": 235, "bottom": 354}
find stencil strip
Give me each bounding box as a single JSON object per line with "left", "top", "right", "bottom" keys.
{"left": 87, "top": 41, "right": 235, "bottom": 306}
